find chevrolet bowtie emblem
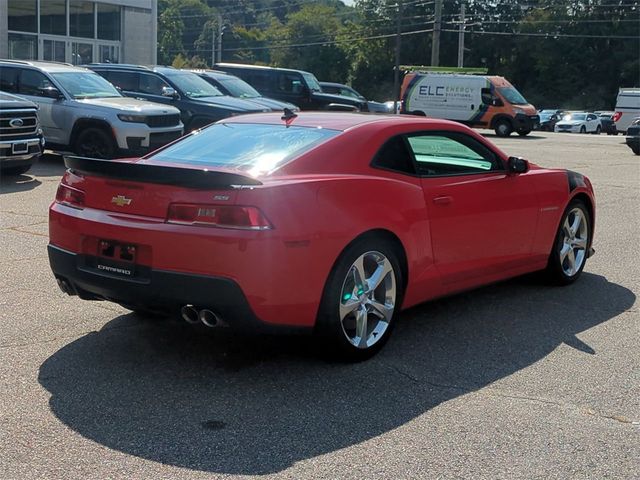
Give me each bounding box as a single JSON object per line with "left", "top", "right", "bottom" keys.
{"left": 111, "top": 195, "right": 132, "bottom": 207}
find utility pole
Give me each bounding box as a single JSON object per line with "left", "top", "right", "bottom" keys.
{"left": 393, "top": 0, "right": 403, "bottom": 113}
{"left": 457, "top": 3, "right": 465, "bottom": 68}
{"left": 211, "top": 26, "right": 215, "bottom": 68}
{"left": 216, "top": 13, "right": 224, "bottom": 64}
{"left": 431, "top": 0, "right": 443, "bottom": 66}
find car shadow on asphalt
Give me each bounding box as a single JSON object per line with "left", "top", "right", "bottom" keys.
{"left": 38, "top": 272, "right": 635, "bottom": 475}
{"left": 482, "top": 133, "right": 546, "bottom": 140}
{"left": 0, "top": 154, "right": 65, "bottom": 194}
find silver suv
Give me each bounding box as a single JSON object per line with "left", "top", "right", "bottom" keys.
{"left": 0, "top": 60, "right": 183, "bottom": 159}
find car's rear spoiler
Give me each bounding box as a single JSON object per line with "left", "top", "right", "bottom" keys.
{"left": 64, "top": 156, "right": 262, "bottom": 189}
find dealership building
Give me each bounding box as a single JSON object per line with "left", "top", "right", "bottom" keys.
{"left": 0, "top": 0, "right": 157, "bottom": 65}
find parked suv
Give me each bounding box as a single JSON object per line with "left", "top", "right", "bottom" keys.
{"left": 87, "top": 64, "right": 270, "bottom": 132}
{"left": 0, "top": 91, "right": 44, "bottom": 175}
{"left": 319, "top": 81, "right": 392, "bottom": 113}
{"left": 214, "top": 63, "right": 368, "bottom": 112}
{"left": 190, "top": 69, "right": 299, "bottom": 112}
{"left": 0, "top": 60, "right": 183, "bottom": 159}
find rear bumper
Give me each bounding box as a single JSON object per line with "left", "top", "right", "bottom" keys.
{"left": 48, "top": 244, "right": 309, "bottom": 333}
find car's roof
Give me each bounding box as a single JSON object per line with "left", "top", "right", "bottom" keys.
{"left": 224, "top": 111, "right": 461, "bottom": 132}
{"left": 216, "top": 62, "right": 312, "bottom": 75}
{"left": 0, "top": 59, "right": 88, "bottom": 73}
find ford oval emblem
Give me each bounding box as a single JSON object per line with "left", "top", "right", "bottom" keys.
{"left": 9, "top": 118, "right": 24, "bottom": 128}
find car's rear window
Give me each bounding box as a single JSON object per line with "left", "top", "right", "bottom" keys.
{"left": 147, "top": 123, "right": 340, "bottom": 175}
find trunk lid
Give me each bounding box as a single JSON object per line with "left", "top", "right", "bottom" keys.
{"left": 64, "top": 156, "right": 260, "bottom": 218}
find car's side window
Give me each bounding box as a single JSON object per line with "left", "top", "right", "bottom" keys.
{"left": 19, "top": 69, "right": 53, "bottom": 97}
{"left": 406, "top": 132, "right": 502, "bottom": 177}
{"left": 139, "top": 73, "right": 170, "bottom": 95}
{"left": 340, "top": 88, "right": 359, "bottom": 99}
{"left": 277, "top": 73, "right": 304, "bottom": 94}
{"left": 245, "top": 71, "right": 270, "bottom": 91}
{"left": 108, "top": 71, "right": 139, "bottom": 92}
{"left": 372, "top": 135, "right": 416, "bottom": 175}
{"left": 0, "top": 67, "right": 19, "bottom": 93}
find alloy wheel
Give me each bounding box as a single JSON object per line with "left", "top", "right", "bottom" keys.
{"left": 338, "top": 251, "right": 396, "bottom": 349}
{"left": 559, "top": 208, "right": 588, "bottom": 277}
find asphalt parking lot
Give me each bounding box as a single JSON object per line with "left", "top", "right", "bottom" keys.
{"left": 1, "top": 130, "right": 638, "bottom": 479}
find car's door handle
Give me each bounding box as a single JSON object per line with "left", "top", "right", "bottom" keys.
{"left": 432, "top": 195, "right": 453, "bottom": 205}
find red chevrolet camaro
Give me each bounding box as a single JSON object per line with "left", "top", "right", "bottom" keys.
{"left": 48, "top": 112, "right": 595, "bottom": 360}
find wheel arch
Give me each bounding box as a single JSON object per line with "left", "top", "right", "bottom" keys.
{"left": 489, "top": 113, "right": 514, "bottom": 129}
{"left": 69, "top": 118, "right": 114, "bottom": 148}
{"left": 569, "top": 191, "right": 595, "bottom": 247}
{"left": 330, "top": 228, "right": 409, "bottom": 293}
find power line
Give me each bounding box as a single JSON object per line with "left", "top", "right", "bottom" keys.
{"left": 441, "top": 28, "right": 638, "bottom": 39}
{"left": 165, "top": 27, "right": 435, "bottom": 54}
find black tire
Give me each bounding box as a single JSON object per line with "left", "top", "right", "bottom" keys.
{"left": 517, "top": 129, "right": 531, "bottom": 137}
{"left": 1, "top": 165, "right": 31, "bottom": 176}
{"left": 580, "top": 126, "right": 586, "bottom": 134}
{"left": 494, "top": 119, "right": 513, "bottom": 137}
{"left": 545, "top": 199, "right": 591, "bottom": 285}
{"left": 592, "top": 125, "right": 601, "bottom": 135}
{"left": 74, "top": 127, "right": 116, "bottom": 159}
{"left": 316, "top": 236, "right": 404, "bottom": 361}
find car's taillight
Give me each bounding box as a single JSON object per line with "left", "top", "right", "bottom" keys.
{"left": 612, "top": 111, "right": 622, "bottom": 122}
{"left": 55, "top": 183, "right": 85, "bottom": 209}
{"left": 167, "top": 204, "right": 272, "bottom": 230}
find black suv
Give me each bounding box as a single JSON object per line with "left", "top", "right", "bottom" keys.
{"left": 87, "top": 64, "right": 270, "bottom": 131}
{"left": 214, "top": 63, "right": 368, "bottom": 112}
{"left": 0, "top": 91, "right": 44, "bottom": 175}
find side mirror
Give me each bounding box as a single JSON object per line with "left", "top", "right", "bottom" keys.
{"left": 162, "top": 86, "right": 178, "bottom": 99}
{"left": 492, "top": 98, "right": 504, "bottom": 107}
{"left": 508, "top": 156, "right": 529, "bottom": 174}
{"left": 41, "top": 86, "right": 64, "bottom": 99}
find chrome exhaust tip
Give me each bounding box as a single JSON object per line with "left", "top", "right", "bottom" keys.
{"left": 181, "top": 305, "right": 200, "bottom": 324}
{"left": 199, "top": 309, "right": 220, "bottom": 328}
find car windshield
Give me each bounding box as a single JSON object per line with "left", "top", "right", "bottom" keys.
{"left": 302, "top": 72, "right": 322, "bottom": 92}
{"left": 147, "top": 123, "right": 340, "bottom": 175}
{"left": 51, "top": 72, "right": 121, "bottom": 99}
{"left": 164, "top": 71, "right": 223, "bottom": 98}
{"left": 567, "top": 114, "right": 587, "bottom": 121}
{"left": 497, "top": 87, "right": 529, "bottom": 105}
{"left": 539, "top": 112, "right": 553, "bottom": 120}
{"left": 216, "top": 76, "right": 260, "bottom": 98}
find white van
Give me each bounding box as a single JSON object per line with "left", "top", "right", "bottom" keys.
{"left": 400, "top": 72, "right": 539, "bottom": 137}
{"left": 613, "top": 88, "right": 640, "bottom": 133}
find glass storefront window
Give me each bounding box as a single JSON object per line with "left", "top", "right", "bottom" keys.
{"left": 43, "top": 40, "right": 67, "bottom": 63}
{"left": 41, "top": 0, "right": 67, "bottom": 36}
{"left": 8, "top": 0, "right": 37, "bottom": 33}
{"left": 72, "top": 42, "right": 94, "bottom": 65}
{"left": 8, "top": 33, "right": 38, "bottom": 60}
{"left": 97, "top": 4, "right": 121, "bottom": 41}
{"left": 70, "top": 1, "right": 95, "bottom": 39}
{"left": 99, "top": 45, "right": 120, "bottom": 64}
